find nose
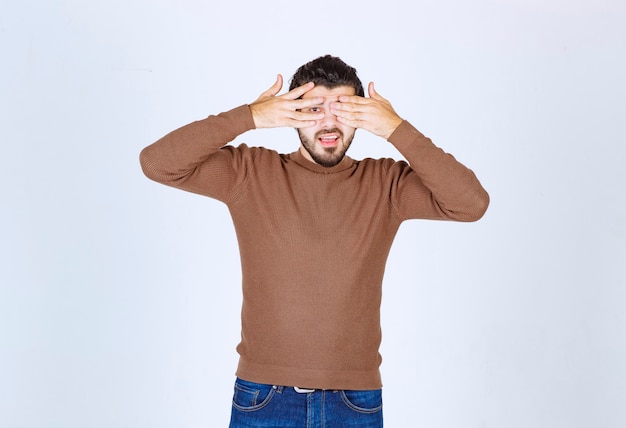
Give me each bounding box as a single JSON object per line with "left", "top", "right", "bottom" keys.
{"left": 321, "top": 106, "right": 338, "bottom": 127}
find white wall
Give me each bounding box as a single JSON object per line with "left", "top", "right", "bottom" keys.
{"left": 1, "top": 0, "right": 624, "bottom": 427}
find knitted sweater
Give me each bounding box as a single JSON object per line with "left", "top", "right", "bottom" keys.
{"left": 140, "top": 105, "right": 489, "bottom": 390}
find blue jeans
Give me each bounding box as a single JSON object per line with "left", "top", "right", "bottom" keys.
{"left": 229, "top": 378, "right": 383, "bottom": 427}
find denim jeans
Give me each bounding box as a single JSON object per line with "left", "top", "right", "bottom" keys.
{"left": 229, "top": 378, "right": 383, "bottom": 427}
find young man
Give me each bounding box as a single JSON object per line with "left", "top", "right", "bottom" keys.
{"left": 140, "top": 55, "right": 489, "bottom": 427}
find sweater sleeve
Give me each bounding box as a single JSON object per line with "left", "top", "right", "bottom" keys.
{"left": 387, "top": 121, "right": 489, "bottom": 222}
{"left": 139, "top": 105, "right": 256, "bottom": 201}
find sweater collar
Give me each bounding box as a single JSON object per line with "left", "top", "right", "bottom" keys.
{"left": 290, "top": 148, "right": 356, "bottom": 174}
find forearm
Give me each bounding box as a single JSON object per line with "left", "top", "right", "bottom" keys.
{"left": 139, "top": 105, "right": 255, "bottom": 186}
{"left": 389, "top": 121, "right": 489, "bottom": 222}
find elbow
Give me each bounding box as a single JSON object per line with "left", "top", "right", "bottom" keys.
{"left": 139, "top": 146, "right": 161, "bottom": 182}
{"left": 139, "top": 146, "right": 195, "bottom": 187}
{"left": 464, "top": 189, "right": 490, "bottom": 222}
{"left": 439, "top": 188, "right": 489, "bottom": 222}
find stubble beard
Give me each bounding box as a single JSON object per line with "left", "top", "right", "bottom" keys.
{"left": 297, "top": 128, "right": 355, "bottom": 168}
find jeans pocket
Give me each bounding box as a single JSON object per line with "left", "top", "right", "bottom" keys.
{"left": 340, "top": 389, "right": 383, "bottom": 414}
{"left": 232, "top": 378, "right": 276, "bottom": 411}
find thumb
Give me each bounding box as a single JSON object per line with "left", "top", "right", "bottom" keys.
{"left": 264, "top": 74, "right": 283, "bottom": 97}
{"left": 368, "top": 82, "right": 375, "bottom": 98}
{"left": 368, "top": 82, "right": 383, "bottom": 100}
{"left": 253, "top": 74, "right": 283, "bottom": 104}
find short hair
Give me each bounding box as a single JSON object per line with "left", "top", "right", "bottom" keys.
{"left": 289, "top": 55, "right": 364, "bottom": 97}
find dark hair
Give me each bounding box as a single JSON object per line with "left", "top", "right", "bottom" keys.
{"left": 289, "top": 55, "right": 364, "bottom": 97}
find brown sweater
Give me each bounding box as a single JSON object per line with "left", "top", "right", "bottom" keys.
{"left": 140, "top": 105, "right": 489, "bottom": 390}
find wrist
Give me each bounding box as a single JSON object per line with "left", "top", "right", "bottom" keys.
{"left": 383, "top": 117, "right": 404, "bottom": 140}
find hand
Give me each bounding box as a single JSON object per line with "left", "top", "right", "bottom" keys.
{"left": 249, "top": 74, "right": 325, "bottom": 129}
{"left": 330, "top": 82, "right": 403, "bottom": 139}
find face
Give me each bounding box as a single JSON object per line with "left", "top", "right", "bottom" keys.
{"left": 297, "top": 85, "right": 357, "bottom": 168}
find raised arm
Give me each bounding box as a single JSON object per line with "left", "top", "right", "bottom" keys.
{"left": 330, "top": 82, "right": 489, "bottom": 222}
{"left": 139, "top": 104, "right": 255, "bottom": 188}
{"left": 139, "top": 76, "right": 325, "bottom": 194}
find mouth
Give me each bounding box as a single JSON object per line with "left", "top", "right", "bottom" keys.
{"left": 319, "top": 135, "right": 339, "bottom": 147}
{"left": 317, "top": 129, "right": 342, "bottom": 148}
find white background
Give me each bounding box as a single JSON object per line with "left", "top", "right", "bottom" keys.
{"left": 1, "top": 0, "right": 625, "bottom": 427}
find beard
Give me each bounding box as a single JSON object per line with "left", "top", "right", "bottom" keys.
{"left": 297, "top": 127, "right": 355, "bottom": 168}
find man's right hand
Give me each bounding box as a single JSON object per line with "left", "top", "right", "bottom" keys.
{"left": 249, "top": 75, "right": 324, "bottom": 129}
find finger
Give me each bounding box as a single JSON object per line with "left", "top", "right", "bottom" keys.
{"left": 368, "top": 82, "right": 386, "bottom": 102}
{"left": 335, "top": 115, "right": 365, "bottom": 130}
{"left": 293, "top": 96, "right": 324, "bottom": 111}
{"left": 330, "top": 100, "right": 359, "bottom": 112}
{"left": 283, "top": 81, "right": 316, "bottom": 100}
{"left": 368, "top": 82, "right": 376, "bottom": 98}
{"left": 259, "top": 74, "right": 283, "bottom": 98}
{"left": 331, "top": 99, "right": 374, "bottom": 116}
{"left": 332, "top": 109, "right": 364, "bottom": 123}
{"left": 337, "top": 94, "right": 368, "bottom": 105}
{"left": 283, "top": 111, "right": 321, "bottom": 128}
{"left": 290, "top": 109, "right": 324, "bottom": 121}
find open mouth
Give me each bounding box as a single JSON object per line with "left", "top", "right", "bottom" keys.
{"left": 319, "top": 135, "right": 339, "bottom": 147}
{"left": 317, "top": 129, "right": 342, "bottom": 147}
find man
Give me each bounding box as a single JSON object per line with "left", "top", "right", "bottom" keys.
{"left": 140, "top": 55, "right": 489, "bottom": 427}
